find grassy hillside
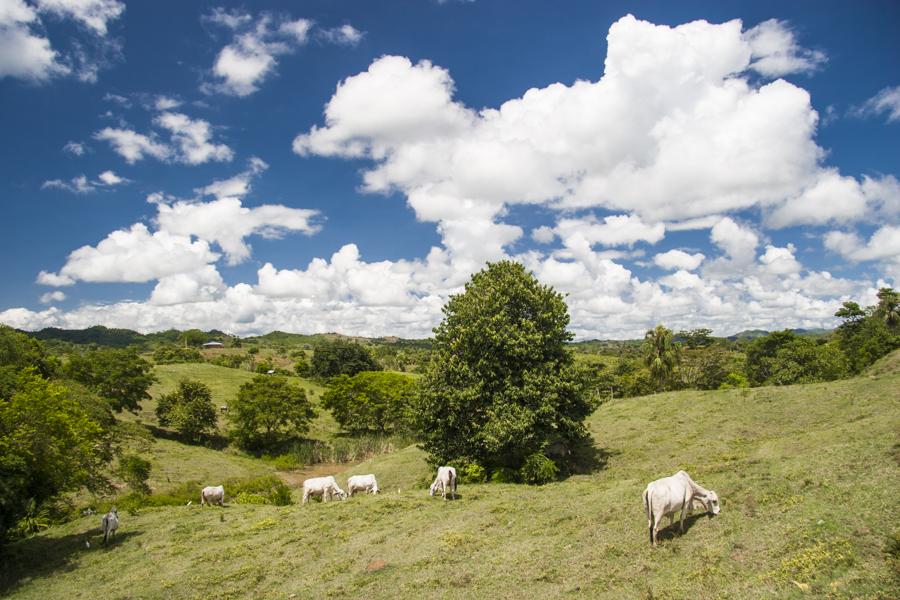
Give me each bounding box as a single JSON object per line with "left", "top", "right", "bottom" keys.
{"left": 2, "top": 361, "right": 898, "bottom": 598}
{"left": 140, "top": 363, "right": 337, "bottom": 439}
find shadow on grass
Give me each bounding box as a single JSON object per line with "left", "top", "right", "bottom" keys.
{"left": 653, "top": 512, "right": 715, "bottom": 543}
{"left": 568, "top": 442, "right": 619, "bottom": 475}
{"left": 0, "top": 529, "right": 143, "bottom": 595}
{"left": 144, "top": 424, "right": 229, "bottom": 450}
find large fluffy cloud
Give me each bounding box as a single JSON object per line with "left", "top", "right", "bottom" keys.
{"left": 5, "top": 15, "right": 896, "bottom": 339}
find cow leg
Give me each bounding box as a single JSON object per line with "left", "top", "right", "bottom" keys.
{"left": 679, "top": 503, "right": 688, "bottom": 533}
{"left": 302, "top": 489, "right": 309, "bottom": 505}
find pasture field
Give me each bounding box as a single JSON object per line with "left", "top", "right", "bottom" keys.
{"left": 1, "top": 360, "right": 898, "bottom": 598}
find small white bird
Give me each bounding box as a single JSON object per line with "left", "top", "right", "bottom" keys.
{"left": 186, "top": 500, "right": 192, "bottom": 506}
{"left": 85, "top": 540, "right": 91, "bottom": 549}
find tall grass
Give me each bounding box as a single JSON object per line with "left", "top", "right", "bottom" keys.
{"left": 284, "top": 434, "right": 414, "bottom": 468}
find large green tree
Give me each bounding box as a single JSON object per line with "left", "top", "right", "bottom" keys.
{"left": 311, "top": 339, "right": 381, "bottom": 379}
{"left": 229, "top": 375, "right": 316, "bottom": 450}
{"left": 417, "top": 261, "right": 596, "bottom": 475}
{"left": 64, "top": 348, "right": 155, "bottom": 412}
{"left": 0, "top": 371, "right": 113, "bottom": 540}
{"left": 834, "top": 290, "right": 900, "bottom": 373}
{"left": 642, "top": 325, "right": 680, "bottom": 392}
{"left": 155, "top": 379, "right": 218, "bottom": 442}
{"left": 322, "top": 371, "right": 417, "bottom": 434}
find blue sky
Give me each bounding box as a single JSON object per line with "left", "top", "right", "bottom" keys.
{"left": 1, "top": 0, "right": 898, "bottom": 339}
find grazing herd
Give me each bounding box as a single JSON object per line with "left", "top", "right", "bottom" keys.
{"left": 97, "top": 467, "right": 721, "bottom": 548}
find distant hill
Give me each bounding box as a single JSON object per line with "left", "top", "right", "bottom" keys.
{"left": 727, "top": 327, "right": 831, "bottom": 341}
{"left": 27, "top": 325, "right": 147, "bottom": 348}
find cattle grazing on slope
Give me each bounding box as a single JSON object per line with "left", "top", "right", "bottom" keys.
{"left": 347, "top": 474, "right": 380, "bottom": 496}
{"left": 429, "top": 466, "right": 457, "bottom": 500}
{"left": 302, "top": 475, "right": 348, "bottom": 504}
{"left": 201, "top": 485, "right": 226, "bottom": 507}
{"left": 643, "top": 470, "right": 720, "bottom": 546}
{"left": 101, "top": 508, "right": 119, "bottom": 544}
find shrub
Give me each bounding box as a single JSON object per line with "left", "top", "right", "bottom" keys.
{"left": 719, "top": 372, "right": 749, "bottom": 389}
{"left": 152, "top": 346, "right": 203, "bottom": 364}
{"left": 518, "top": 453, "right": 558, "bottom": 485}
{"left": 455, "top": 461, "right": 487, "bottom": 483}
{"left": 118, "top": 454, "right": 152, "bottom": 495}
{"left": 491, "top": 468, "right": 519, "bottom": 484}
{"left": 156, "top": 379, "right": 218, "bottom": 443}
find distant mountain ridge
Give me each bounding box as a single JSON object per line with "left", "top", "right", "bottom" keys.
{"left": 21, "top": 325, "right": 831, "bottom": 349}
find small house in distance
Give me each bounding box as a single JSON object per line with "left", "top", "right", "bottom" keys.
{"left": 202, "top": 341, "right": 225, "bottom": 349}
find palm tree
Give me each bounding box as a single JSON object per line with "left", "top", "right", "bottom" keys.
{"left": 642, "top": 324, "right": 680, "bottom": 392}
{"left": 876, "top": 288, "right": 899, "bottom": 328}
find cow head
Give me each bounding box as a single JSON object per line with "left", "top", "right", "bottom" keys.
{"left": 701, "top": 491, "right": 721, "bottom": 515}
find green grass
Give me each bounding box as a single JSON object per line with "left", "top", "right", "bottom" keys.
{"left": 2, "top": 356, "right": 898, "bottom": 599}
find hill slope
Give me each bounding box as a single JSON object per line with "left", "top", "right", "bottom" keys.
{"left": 2, "top": 363, "right": 898, "bottom": 599}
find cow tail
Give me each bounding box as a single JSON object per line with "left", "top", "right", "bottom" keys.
{"left": 644, "top": 489, "right": 653, "bottom": 544}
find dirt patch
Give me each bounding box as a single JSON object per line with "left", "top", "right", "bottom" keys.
{"left": 366, "top": 559, "right": 387, "bottom": 572}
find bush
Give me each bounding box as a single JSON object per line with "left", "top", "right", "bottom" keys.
{"left": 719, "top": 372, "right": 749, "bottom": 389}
{"left": 491, "top": 468, "right": 519, "bottom": 483}
{"left": 455, "top": 461, "right": 487, "bottom": 483}
{"left": 152, "top": 346, "right": 203, "bottom": 364}
{"left": 63, "top": 347, "right": 155, "bottom": 413}
{"left": 118, "top": 454, "right": 152, "bottom": 495}
{"left": 226, "top": 475, "right": 292, "bottom": 506}
{"left": 156, "top": 379, "right": 218, "bottom": 442}
{"left": 518, "top": 453, "right": 558, "bottom": 485}
{"left": 209, "top": 353, "right": 246, "bottom": 369}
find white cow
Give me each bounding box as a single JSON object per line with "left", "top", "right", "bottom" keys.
{"left": 643, "top": 470, "right": 720, "bottom": 546}
{"left": 200, "top": 485, "right": 225, "bottom": 507}
{"left": 347, "top": 474, "right": 380, "bottom": 496}
{"left": 302, "top": 476, "right": 347, "bottom": 504}
{"left": 101, "top": 508, "right": 119, "bottom": 544}
{"left": 429, "top": 466, "right": 457, "bottom": 500}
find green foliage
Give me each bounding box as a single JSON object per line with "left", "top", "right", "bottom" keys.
{"left": 745, "top": 331, "right": 848, "bottom": 386}
{"left": 677, "top": 347, "right": 732, "bottom": 390}
{"left": 834, "top": 290, "right": 900, "bottom": 374}
{"left": 718, "top": 372, "right": 749, "bottom": 389}
{"left": 676, "top": 328, "right": 714, "bottom": 349}
{"left": 64, "top": 348, "right": 155, "bottom": 412}
{"left": 417, "top": 261, "right": 596, "bottom": 473}
{"left": 518, "top": 452, "right": 558, "bottom": 485}
{"left": 179, "top": 329, "right": 208, "bottom": 347}
{"left": 156, "top": 379, "right": 218, "bottom": 442}
{"left": 118, "top": 454, "right": 152, "bottom": 495}
{"left": 287, "top": 434, "right": 409, "bottom": 466}
{"left": 0, "top": 371, "right": 113, "bottom": 540}
{"left": 293, "top": 353, "right": 311, "bottom": 377}
{"left": 0, "top": 326, "right": 57, "bottom": 398}
{"left": 255, "top": 359, "right": 274, "bottom": 374}
{"left": 322, "top": 371, "right": 417, "bottom": 434}
{"left": 208, "top": 353, "right": 246, "bottom": 369}
{"left": 490, "top": 468, "right": 518, "bottom": 483}
{"left": 311, "top": 339, "right": 382, "bottom": 378}
{"left": 642, "top": 325, "right": 680, "bottom": 391}
{"left": 454, "top": 460, "right": 487, "bottom": 483}
{"left": 227, "top": 475, "right": 292, "bottom": 506}
{"left": 153, "top": 346, "right": 203, "bottom": 364}
{"left": 229, "top": 375, "right": 316, "bottom": 450}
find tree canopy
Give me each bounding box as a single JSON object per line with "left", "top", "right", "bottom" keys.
{"left": 64, "top": 348, "right": 155, "bottom": 412}
{"left": 156, "top": 379, "right": 218, "bottom": 443}
{"left": 322, "top": 371, "right": 417, "bottom": 434}
{"left": 229, "top": 375, "right": 316, "bottom": 450}
{"left": 642, "top": 325, "right": 680, "bottom": 391}
{"left": 311, "top": 339, "right": 381, "bottom": 379}
{"left": 417, "top": 261, "right": 596, "bottom": 478}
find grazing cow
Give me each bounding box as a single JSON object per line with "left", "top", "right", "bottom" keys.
{"left": 429, "top": 466, "right": 457, "bottom": 500}
{"left": 643, "top": 470, "right": 720, "bottom": 546}
{"left": 101, "top": 508, "right": 119, "bottom": 544}
{"left": 200, "top": 485, "right": 226, "bottom": 507}
{"left": 347, "top": 474, "right": 380, "bottom": 496}
{"left": 302, "top": 476, "right": 347, "bottom": 504}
